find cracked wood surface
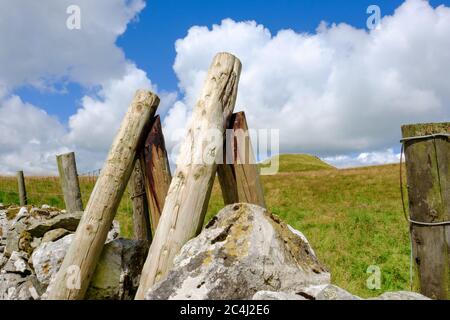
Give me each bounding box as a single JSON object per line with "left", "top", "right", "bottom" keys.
{"left": 135, "top": 53, "right": 242, "bottom": 299}
{"left": 47, "top": 90, "right": 159, "bottom": 300}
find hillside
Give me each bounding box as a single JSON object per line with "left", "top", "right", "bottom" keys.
{"left": 260, "top": 154, "right": 336, "bottom": 173}
{"left": 0, "top": 156, "right": 409, "bottom": 298}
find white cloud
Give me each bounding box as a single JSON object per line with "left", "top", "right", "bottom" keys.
{"left": 0, "top": 95, "right": 69, "bottom": 175}
{"left": 324, "top": 148, "right": 401, "bottom": 168}
{"left": 165, "top": 0, "right": 450, "bottom": 160}
{"left": 0, "top": 0, "right": 145, "bottom": 90}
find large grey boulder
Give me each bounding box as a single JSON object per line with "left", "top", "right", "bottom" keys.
{"left": 146, "top": 203, "right": 330, "bottom": 300}
{"left": 315, "top": 284, "right": 361, "bottom": 300}
{"left": 252, "top": 291, "right": 306, "bottom": 300}
{"left": 33, "top": 234, "right": 148, "bottom": 300}
{"left": 373, "top": 291, "right": 430, "bottom": 300}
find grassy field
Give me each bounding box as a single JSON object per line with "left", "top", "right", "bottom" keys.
{"left": 0, "top": 154, "right": 411, "bottom": 298}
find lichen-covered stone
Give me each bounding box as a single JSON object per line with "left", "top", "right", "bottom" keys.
{"left": 41, "top": 228, "right": 71, "bottom": 243}
{"left": 34, "top": 234, "right": 148, "bottom": 300}
{"left": 315, "top": 284, "right": 361, "bottom": 300}
{"left": 26, "top": 211, "right": 82, "bottom": 237}
{"left": 252, "top": 291, "right": 306, "bottom": 300}
{"left": 86, "top": 238, "right": 148, "bottom": 300}
{"left": 146, "top": 203, "right": 330, "bottom": 300}
{"left": 372, "top": 291, "right": 430, "bottom": 300}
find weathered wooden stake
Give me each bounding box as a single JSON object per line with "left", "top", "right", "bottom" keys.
{"left": 140, "top": 115, "right": 172, "bottom": 234}
{"left": 129, "top": 160, "right": 152, "bottom": 242}
{"left": 56, "top": 152, "right": 83, "bottom": 213}
{"left": 47, "top": 90, "right": 159, "bottom": 300}
{"left": 135, "top": 53, "right": 241, "bottom": 299}
{"left": 17, "top": 171, "right": 27, "bottom": 206}
{"left": 402, "top": 122, "right": 450, "bottom": 300}
{"left": 218, "top": 111, "right": 266, "bottom": 207}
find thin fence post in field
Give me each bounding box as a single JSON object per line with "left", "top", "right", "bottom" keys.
{"left": 56, "top": 152, "right": 83, "bottom": 213}
{"left": 140, "top": 115, "right": 172, "bottom": 235}
{"left": 401, "top": 122, "right": 450, "bottom": 300}
{"left": 17, "top": 170, "right": 27, "bottom": 206}
{"left": 135, "top": 52, "right": 242, "bottom": 299}
{"left": 47, "top": 90, "right": 160, "bottom": 300}
{"left": 217, "top": 111, "right": 266, "bottom": 208}
{"left": 129, "top": 159, "right": 152, "bottom": 243}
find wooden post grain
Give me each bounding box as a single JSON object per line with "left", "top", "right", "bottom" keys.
{"left": 135, "top": 53, "right": 241, "bottom": 299}
{"left": 402, "top": 122, "right": 450, "bottom": 299}
{"left": 56, "top": 152, "right": 83, "bottom": 213}
{"left": 47, "top": 90, "right": 159, "bottom": 300}
{"left": 129, "top": 160, "right": 152, "bottom": 242}
{"left": 140, "top": 115, "right": 172, "bottom": 234}
{"left": 17, "top": 171, "right": 27, "bottom": 206}
{"left": 218, "top": 111, "right": 266, "bottom": 207}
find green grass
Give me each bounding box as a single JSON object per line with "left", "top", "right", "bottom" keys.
{"left": 0, "top": 155, "right": 410, "bottom": 298}
{"left": 260, "top": 153, "right": 336, "bottom": 173}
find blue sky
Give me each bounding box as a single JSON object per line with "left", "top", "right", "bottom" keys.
{"left": 15, "top": 0, "right": 438, "bottom": 124}
{"left": 1, "top": 0, "right": 450, "bottom": 174}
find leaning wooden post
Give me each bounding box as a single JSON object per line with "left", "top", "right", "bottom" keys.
{"left": 218, "top": 111, "right": 266, "bottom": 207}
{"left": 401, "top": 122, "right": 450, "bottom": 300}
{"left": 135, "top": 52, "right": 241, "bottom": 299}
{"left": 129, "top": 160, "right": 152, "bottom": 243}
{"left": 17, "top": 171, "right": 27, "bottom": 206}
{"left": 140, "top": 115, "right": 172, "bottom": 234}
{"left": 47, "top": 90, "right": 159, "bottom": 300}
{"left": 56, "top": 152, "right": 83, "bottom": 213}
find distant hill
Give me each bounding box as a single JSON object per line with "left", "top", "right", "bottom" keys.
{"left": 260, "top": 154, "right": 336, "bottom": 173}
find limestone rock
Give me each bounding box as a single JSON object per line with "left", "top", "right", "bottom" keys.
{"left": 41, "top": 228, "right": 71, "bottom": 243}
{"left": 252, "top": 291, "right": 306, "bottom": 300}
{"left": 31, "top": 234, "right": 74, "bottom": 285}
{"left": 3, "top": 251, "right": 32, "bottom": 275}
{"left": 315, "top": 284, "right": 361, "bottom": 300}
{"left": 106, "top": 220, "right": 121, "bottom": 243}
{"left": 373, "top": 291, "right": 430, "bottom": 300}
{"left": 86, "top": 238, "right": 148, "bottom": 300}
{"left": 146, "top": 203, "right": 330, "bottom": 300}
{"left": 34, "top": 234, "right": 148, "bottom": 300}
{"left": 0, "top": 273, "right": 42, "bottom": 300}
{"left": 26, "top": 211, "right": 82, "bottom": 237}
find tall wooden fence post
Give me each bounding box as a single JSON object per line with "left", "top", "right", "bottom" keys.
{"left": 56, "top": 152, "right": 83, "bottom": 213}
{"left": 47, "top": 90, "right": 159, "bottom": 300}
{"left": 135, "top": 52, "right": 242, "bottom": 299}
{"left": 140, "top": 115, "right": 172, "bottom": 234}
{"left": 218, "top": 111, "right": 266, "bottom": 207}
{"left": 129, "top": 160, "right": 152, "bottom": 242}
{"left": 401, "top": 122, "right": 450, "bottom": 300}
{"left": 17, "top": 171, "right": 27, "bottom": 206}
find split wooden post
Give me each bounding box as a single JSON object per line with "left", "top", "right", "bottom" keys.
{"left": 140, "top": 115, "right": 172, "bottom": 234}
{"left": 135, "top": 52, "right": 242, "bottom": 299}
{"left": 401, "top": 122, "right": 450, "bottom": 300}
{"left": 129, "top": 160, "right": 152, "bottom": 242}
{"left": 16, "top": 171, "right": 27, "bottom": 206}
{"left": 218, "top": 111, "right": 266, "bottom": 207}
{"left": 56, "top": 152, "right": 83, "bottom": 213}
{"left": 47, "top": 90, "right": 159, "bottom": 300}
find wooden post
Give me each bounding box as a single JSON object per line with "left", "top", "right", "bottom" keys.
{"left": 135, "top": 52, "right": 241, "bottom": 299}
{"left": 17, "top": 171, "right": 27, "bottom": 206}
{"left": 401, "top": 122, "right": 450, "bottom": 300}
{"left": 47, "top": 90, "right": 159, "bottom": 300}
{"left": 140, "top": 115, "right": 172, "bottom": 234}
{"left": 129, "top": 160, "right": 152, "bottom": 242}
{"left": 56, "top": 152, "right": 83, "bottom": 213}
{"left": 218, "top": 111, "right": 266, "bottom": 207}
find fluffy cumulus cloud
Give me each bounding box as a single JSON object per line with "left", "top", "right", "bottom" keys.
{"left": 0, "top": 0, "right": 157, "bottom": 174}
{"left": 2, "top": 0, "right": 450, "bottom": 174}
{"left": 165, "top": 0, "right": 450, "bottom": 167}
